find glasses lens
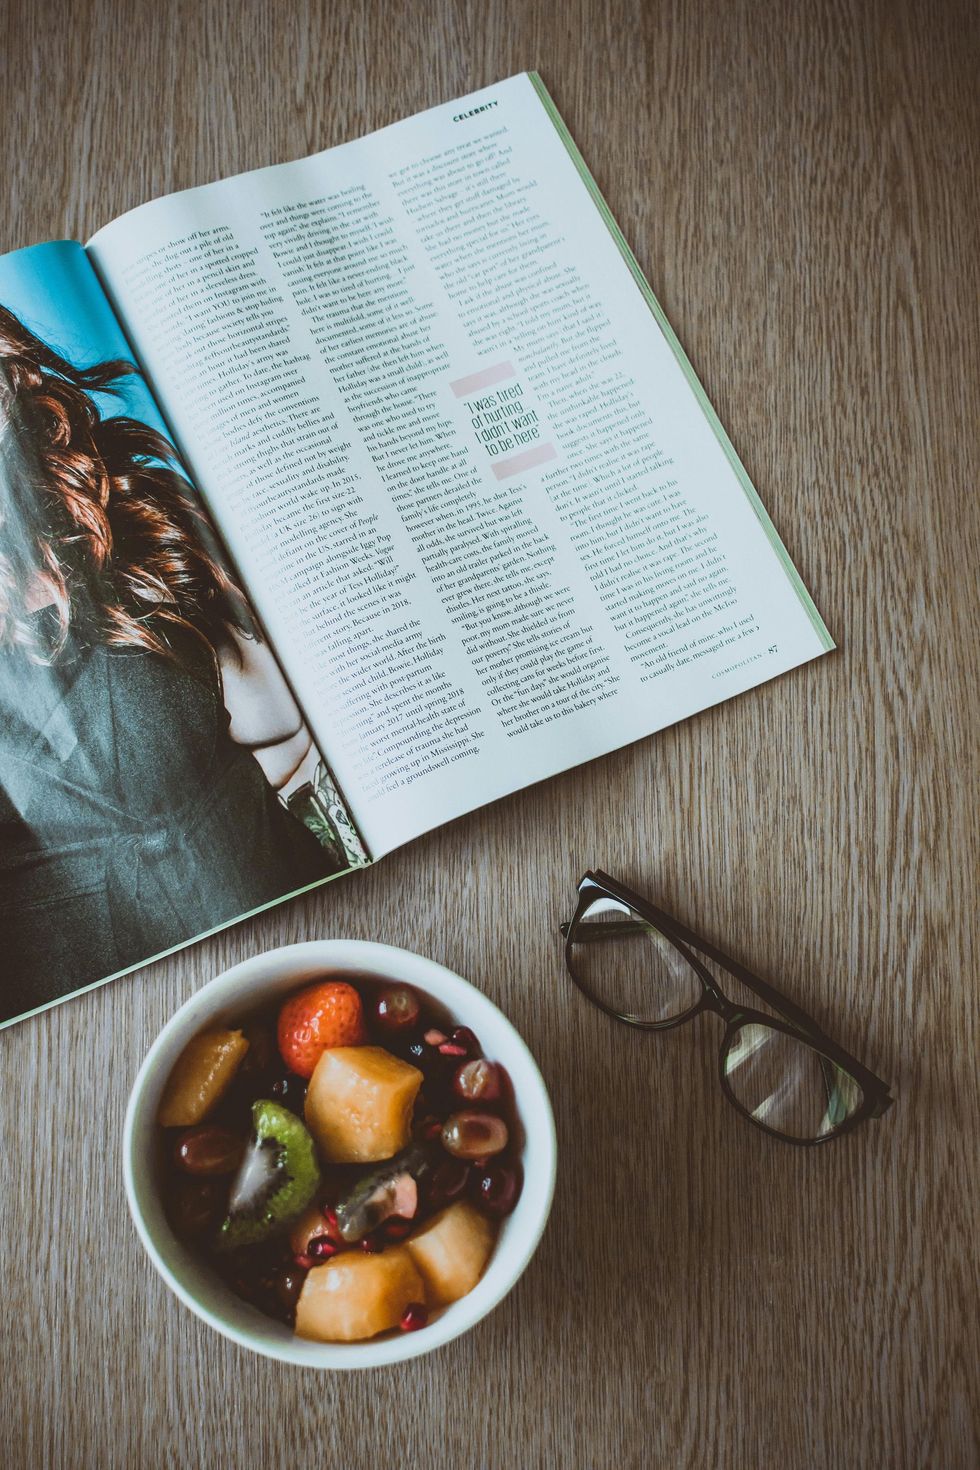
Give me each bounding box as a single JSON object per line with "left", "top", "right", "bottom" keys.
{"left": 722, "top": 1022, "right": 864, "bottom": 1140}
{"left": 567, "top": 893, "right": 704, "bottom": 1023}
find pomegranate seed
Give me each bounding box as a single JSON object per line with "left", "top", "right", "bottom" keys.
{"left": 422, "top": 1118, "right": 444, "bottom": 1140}
{"left": 360, "top": 1234, "right": 384, "bottom": 1253}
{"left": 308, "top": 1236, "right": 340, "bottom": 1261}
{"left": 400, "top": 1301, "right": 429, "bottom": 1332}
{"left": 293, "top": 1253, "right": 314, "bottom": 1270}
{"left": 438, "top": 1042, "right": 467, "bottom": 1057}
{"left": 320, "top": 1206, "right": 340, "bottom": 1234}
{"left": 383, "top": 1218, "right": 413, "bottom": 1241}
{"left": 424, "top": 1028, "right": 448, "bottom": 1047}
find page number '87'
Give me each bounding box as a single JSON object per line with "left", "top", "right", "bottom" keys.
{"left": 768, "top": 644, "right": 778, "bottom": 654}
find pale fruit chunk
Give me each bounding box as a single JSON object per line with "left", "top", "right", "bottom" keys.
{"left": 406, "top": 1201, "right": 496, "bottom": 1307}
{"left": 295, "top": 1246, "right": 425, "bottom": 1342}
{"left": 304, "top": 1045, "right": 423, "bottom": 1163}
{"left": 158, "top": 1029, "right": 249, "bottom": 1127}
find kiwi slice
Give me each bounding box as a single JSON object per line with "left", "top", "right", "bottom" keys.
{"left": 216, "top": 1100, "right": 320, "bottom": 1250}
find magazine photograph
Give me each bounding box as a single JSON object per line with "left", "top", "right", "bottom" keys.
{"left": 0, "top": 246, "right": 363, "bottom": 1025}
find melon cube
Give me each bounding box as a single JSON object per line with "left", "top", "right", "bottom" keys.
{"left": 157, "top": 1028, "right": 249, "bottom": 1127}
{"left": 406, "top": 1201, "right": 496, "bottom": 1307}
{"left": 304, "top": 1045, "right": 423, "bottom": 1163}
{"left": 294, "top": 1245, "right": 425, "bottom": 1342}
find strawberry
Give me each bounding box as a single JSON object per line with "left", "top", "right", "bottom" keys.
{"left": 277, "top": 981, "right": 367, "bottom": 1078}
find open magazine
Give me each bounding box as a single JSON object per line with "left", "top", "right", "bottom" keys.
{"left": 0, "top": 72, "right": 832, "bottom": 1028}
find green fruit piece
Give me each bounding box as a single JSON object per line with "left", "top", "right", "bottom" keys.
{"left": 216, "top": 1100, "right": 320, "bottom": 1250}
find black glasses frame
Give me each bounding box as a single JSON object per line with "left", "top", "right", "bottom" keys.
{"left": 562, "top": 870, "right": 894, "bottom": 1145}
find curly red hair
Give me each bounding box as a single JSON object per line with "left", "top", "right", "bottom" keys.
{"left": 0, "top": 303, "right": 251, "bottom": 663}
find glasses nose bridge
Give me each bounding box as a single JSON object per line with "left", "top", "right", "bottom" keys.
{"left": 696, "top": 983, "right": 738, "bottom": 1027}
{"left": 682, "top": 952, "right": 738, "bottom": 1025}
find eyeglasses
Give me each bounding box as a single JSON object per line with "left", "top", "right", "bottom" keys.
{"left": 561, "top": 870, "right": 893, "bottom": 1145}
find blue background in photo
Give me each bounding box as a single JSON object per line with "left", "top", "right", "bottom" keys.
{"left": 0, "top": 240, "right": 170, "bottom": 435}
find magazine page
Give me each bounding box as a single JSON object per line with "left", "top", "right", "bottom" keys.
{"left": 0, "top": 242, "right": 366, "bottom": 1028}
{"left": 87, "top": 72, "right": 833, "bottom": 859}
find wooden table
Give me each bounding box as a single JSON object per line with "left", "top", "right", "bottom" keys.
{"left": 2, "top": 1, "right": 978, "bottom": 1465}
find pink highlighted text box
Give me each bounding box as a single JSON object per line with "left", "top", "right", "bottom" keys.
{"left": 450, "top": 361, "right": 517, "bottom": 397}
{"left": 490, "top": 442, "right": 558, "bottom": 480}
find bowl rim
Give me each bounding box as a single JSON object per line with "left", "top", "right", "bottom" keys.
{"left": 123, "top": 939, "right": 557, "bottom": 1368}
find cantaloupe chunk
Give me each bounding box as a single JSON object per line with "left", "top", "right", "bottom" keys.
{"left": 304, "top": 1045, "right": 422, "bottom": 1163}
{"left": 157, "top": 1028, "right": 249, "bottom": 1127}
{"left": 295, "top": 1245, "right": 425, "bottom": 1342}
{"left": 406, "top": 1201, "right": 496, "bottom": 1307}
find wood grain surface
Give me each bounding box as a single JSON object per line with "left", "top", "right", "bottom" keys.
{"left": 2, "top": 1, "right": 978, "bottom": 1466}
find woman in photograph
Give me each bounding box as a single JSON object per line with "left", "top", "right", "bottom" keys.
{"left": 0, "top": 304, "right": 342, "bottom": 1020}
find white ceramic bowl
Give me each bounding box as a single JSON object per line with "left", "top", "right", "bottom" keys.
{"left": 123, "top": 941, "right": 557, "bottom": 1368}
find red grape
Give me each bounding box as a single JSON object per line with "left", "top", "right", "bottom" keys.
{"left": 168, "top": 1177, "right": 225, "bottom": 1238}
{"left": 452, "top": 1058, "right": 502, "bottom": 1103}
{"left": 374, "top": 985, "right": 421, "bottom": 1033}
{"left": 275, "top": 1269, "right": 305, "bottom": 1313}
{"left": 440, "top": 1111, "right": 508, "bottom": 1160}
{"left": 450, "top": 1025, "right": 481, "bottom": 1055}
{"left": 428, "top": 1157, "right": 469, "bottom": 1207}
{"left": 469, "top": 1162, "right": 522, "bottom": 1218}
{"left": 173, "top": 1125, "right": 245, "bottom": 1176}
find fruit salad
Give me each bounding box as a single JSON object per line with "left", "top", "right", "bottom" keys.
{"left": 156, "top": 977, "right": 524, "bottom": 1342}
